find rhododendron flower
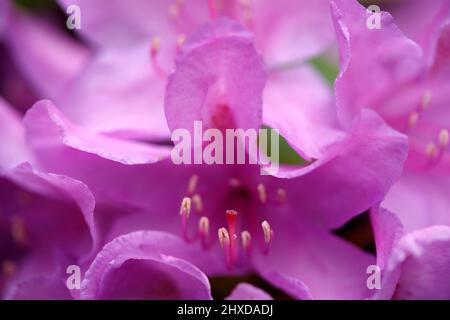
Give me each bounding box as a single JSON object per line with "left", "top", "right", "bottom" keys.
{"left": 3, "top": 15, "right": 406, "bottom": 300}
{"left": 0, "top": 0, "right": 448, "bottom": 301}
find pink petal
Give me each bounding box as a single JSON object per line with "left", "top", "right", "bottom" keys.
{"left": 251, "top": 0, "right": 335, "bottom": 66}
{"left": 263, "top": 66, "right": 344, "bottom": 160}
{"left": 3, "top": 7, "right": 90, "bottom": 101}
{"left": 382, "top": 170, "right": 450, "bottom": 233}
{"left": 331, "top": 0, "right": 425, "bottom": 127}
{"left": 273, "top": 109, "right": 408, "bottom": 229}
{"left": 24, "top": 100, "right": 171, "bottom": 165}
{"left": 59, "top": 45, "right": 170, "bottom": 139}
{"left": 81, "top": 231, "right": 213, "bottom": 299}
{"left": 380, "top": 226, "right": 450, "bottom": 300}
{"left": 0, "top": 98, "right": 31, "bottom": 171}
{"left": 165, "top": 18, "right": 266, "bottom": 133}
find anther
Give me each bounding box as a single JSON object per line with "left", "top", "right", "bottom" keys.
{"left": 150, "top": 37, "right": 161, "bottom": 56}
{"left": 408, "top": 112, "right": 419, "bottom": 129}
{"left": 176, "top": 34, "right": 186, "bottom": 51}
{"left": 261, "top": 220, "right": 273, "bottom": 254}
{"left": 180, "top": 197, "right": 192, "bottom": 241}
{"left": 257, "top": 184, "right": 267, "bottom": 205}
{"left": 168, "top": 3, "right": 180, "bottom": 18}
{"left": 439, "top": 129, "right": 449, "bottom": 149}
{"left": 218, "top": 227, "right": 230, "bottom": 248}
{"left": 426, "top": 142, "right": 438, "bottom": 161}
{"left": 420, "top": 90, "right": 432, "bottom": 111}
{"left": 192, "top": 194, "right": 203, "bottom": 213}
{"left": 180, "top": 197, "right": 191, "bottom": 218}
{"left": 11, "top": 216, "right": 27, "bottom": 247}
{"left": 277, "top": 188, "right": 286, "bottom": 205}
{"left": 241, "top": 230, "right": 252, "bottom": 257}
{"left": 198, "top": 216, "right": 210, "bottom": 249}
{"left": 187, "top": 174, "right": 199, "bottom": 195}
{"left": 149, "top": 36, "right": 167, "bottom": 79}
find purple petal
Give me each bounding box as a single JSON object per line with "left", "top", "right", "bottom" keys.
{"left": 379, "top": 226, "right": 450, "bottom": 300}
{"left": 331, "top": 0, "right": 425, "bottom": 127}
{"left": 252, "top": 208, "right": 375, "bottom": 299}
{"left": 263, "top": 66, "right": 344, "bottom": 160}
{"left": 273, "top": 109, "right": 408, "bottom": 229}
{"left": 57, "top": 0, "right": 208, "bottom": 49}
{"left": 382, "top": 170, "right": 450, "bottom": 233}
{"left": 3, "top": 6, "right": 90, "bottom": 101}
{"left": 81, "top": 231, "right": 212, "bottom": 300}
{"left": 59, "top": 45, "right": 170, "bottom": 139}
{"left": 0, "top": 98, "right": 31, "bottom": 171}
{"left": 24, "top": 100, "right": 171, "bottom": 165}
{"left": 251, "top": 0, "right": 335, "bottom": 66}
{"left": 165, "top": 18, "right": 266, "bottom": 133}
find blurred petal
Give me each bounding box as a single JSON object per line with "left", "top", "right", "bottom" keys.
{"left": 0, "top": 98, "right": 31, "bottom": 171}
{"left": 251, "top": 0, "right": 334, "bottom": 66}
{"left": 57, "top": 0, "right": 208, "bottom": 49}
{"left": 3, "top": 6, "right": 90, "bottom": 101}
{"left": 59, "top": 45, "right": 170, "bottom": 139}
{"left": 382, "top": 170, "right": 450, "bottom": 233}
{"left": 226, "top": 283, "right": 272, "bottom": 300}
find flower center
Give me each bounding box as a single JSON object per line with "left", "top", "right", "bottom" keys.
{"left": 178, "top": 174, "right": 285, "bottom": 269}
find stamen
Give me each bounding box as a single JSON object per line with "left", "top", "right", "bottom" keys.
{"left": 192, "top": 194, "right": 203, "bottom": 213}
{"left": 238, "top": 0, "right": 254, "bottom": 30}
{"left": 198, "top": 216, "right": 209, "bottom": 249}
{"left": 261, "top": 220, "right": 273, "bottom": 255}
{"left": 408, "top": 112, "right": 419, "bottom": 129}
{"left": 2, "top": 260, "right": 16, "bottom": 278}
{"left": 218, "top": 226, "right": 234, "bottom": 269}
{"left": 180, "top": 197, "right": 192, "bottom": 241}
{"left": 11, "top": 216, "right": 27, "bottom": 247}
{"left": 149, "top": 36, "right": 167, "bottom": 79}
{"left": 420, "top": 90, "right": 432, "bottom": 111}
{"left": 439, "top": 129, "right": 449, "bottom": 149}
{"left": 168, "top": 3, "right": 180, "bottom": 18}
{"left": 179, "top": 197, "right": 191, "bottom": 218}
{"left": 218, "top": 227, "right": 230, "bottom": 249}
{"left": 277, "top": 188, "right": 287, "bottom": 205}
{"left": 257, "top": 183, "right": 267, "bottom": 205}
{"left": 426, "top": 142, "right": 438, "bottom": 161}
{"left": 187, "top": 174, "right": 199, "bottom": 195}
{"left": 176, "top": 34, "right": 186, "bottom": 52}
{"left": 150, "top": 36, "right": 161, "bottom": 56}
{"left": 241, "top": 230, "right": 252, "bottom": 257}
